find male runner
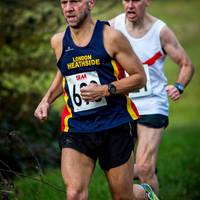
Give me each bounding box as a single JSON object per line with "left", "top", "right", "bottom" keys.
{"left": 34, "top": 0, "right": 156, "bottom": 199}
{"left": 110, "top": 0, "right": 194, "bottom": 198}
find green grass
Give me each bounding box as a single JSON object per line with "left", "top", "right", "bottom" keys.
{"left": 158, "top": 125, "right": 200, "bottom": 200}
{"left": 12, "top": 0, "right": 200, "bottom": 199}
{"left": 12, "top": 124, "right": 200, "bottom": 200}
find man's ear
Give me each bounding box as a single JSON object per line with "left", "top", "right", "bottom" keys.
{"left": 88, "top": 0, "right": 95, "bottom": 10}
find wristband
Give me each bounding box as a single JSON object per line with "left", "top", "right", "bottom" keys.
{"left": 174, "top": 82, "right": 184, "bottom": 94}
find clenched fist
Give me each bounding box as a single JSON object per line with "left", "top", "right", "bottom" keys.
{"left": 34, "top": 102, "right": 50, "bottom": 121}
{"left": 166, "top": 85, "right": 181, "bottom": 101}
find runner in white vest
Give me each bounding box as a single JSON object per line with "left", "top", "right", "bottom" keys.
{"left": 114, "top": 13, "right": 168, "bottom": 116}
{"left": 110, "top": 0, "right": 194, "bottom": 199}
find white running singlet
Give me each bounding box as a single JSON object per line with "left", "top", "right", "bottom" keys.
{"left": 114, "top": 13, "right": 169, "bottom": 116}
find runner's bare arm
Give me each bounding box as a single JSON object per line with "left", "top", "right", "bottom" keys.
{"left": 34, "top": 33, "right": 64, "bottom": 120}
{"left": 106, "top": 26, "right": 146, "bottom": 92}
{"left": 161, "top": 26, "right": 194, "bottom": 100}
{"left": 161, "top": 26, "right": 194, "bottom": 86}
{"left": 51, "top": 32, "right": 65, "bottom": 61}
{"left": 81, "top": 26, "right": 146, "bottom": 101}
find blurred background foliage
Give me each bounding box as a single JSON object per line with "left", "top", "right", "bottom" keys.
{"left": 0, "top": 0, "right": 64, "bottom": 176}
{"left": 0, "top": 0, "right": 200, "bottom": 199}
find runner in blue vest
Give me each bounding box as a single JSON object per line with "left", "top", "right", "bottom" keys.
{"left": 34, "top": 0, "right": 150, "bottom": 199}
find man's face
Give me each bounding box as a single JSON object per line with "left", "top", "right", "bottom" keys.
{"left": 123, "top": 0, "right": 149, "bottom": 22}
{"left": 60, "top": 0, "right": 94, "bottom": 28}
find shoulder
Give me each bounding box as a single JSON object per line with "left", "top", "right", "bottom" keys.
{"left": 51, "top": 31, "right": 65, "bottom": 49}
{"left": 104, "top": 25, "right": 125, "bottom": 43}
{"left": 150, "top": 16, "right": 166, "bottom": 34}
{"left": 103, "top": 25, "right": 132, "bottom": 58}
{"left": 50, "top": 31, "right": 65, "bottom": 61}
{"left": 147, "top": 17, "right": 169, "bottom": 44}
{"left": 160, "top": 25, "right": 178, "bottom": 45}
{"left": 159, "top": 24, "right": 184, "bottom": 56}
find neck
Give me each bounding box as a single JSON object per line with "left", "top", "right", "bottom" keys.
{"left": 125, "top": 13, "right": 156, "bottom": 38}
{"left": 126, "top": 13, "right": 152, "bottom": 30}
{"left": 70, "top": 17, "right": 95, "bottom": 47}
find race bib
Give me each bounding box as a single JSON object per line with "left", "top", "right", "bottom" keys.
{"left": 66, "top": 71, "right": 107, "bottom": 112}
{"left": 129, "top": 64, "right": 152, "bottom": 98}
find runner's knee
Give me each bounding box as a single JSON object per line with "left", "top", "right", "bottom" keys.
{"left": 110, "top": 182, "right": 134, "bottom": 200}
{"left": 67, "top": 186, "right": 88, "bottom": 200}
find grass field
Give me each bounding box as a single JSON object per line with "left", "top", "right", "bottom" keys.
{"left": 13, "top": 125, "right": 200, "bottom": 200}
{"left": 12, "top": 0, "right": 200, "bottom": 199}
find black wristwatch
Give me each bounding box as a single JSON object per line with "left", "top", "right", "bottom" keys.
{"left": 174, "top": 82, "right": 184, "bottom": 94}
{"left": 108, "top": 83, "right": 116, "bottom": 95}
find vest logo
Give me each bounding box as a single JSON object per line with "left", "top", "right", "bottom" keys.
{"left": 67, "top": 54, "right": 100, "bottom": 70}
{"left": 76, "top": 73, "right": 87, "bottom": 81}
{"left": 65, "top": 46, "right": 74, "bottom": 52}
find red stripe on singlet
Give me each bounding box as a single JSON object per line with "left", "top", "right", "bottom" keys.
{"left": 115, "top": 61, "right": 126, "bottom": 80}
{"left": 144, "top": 51, "right": 162, "bottom": 66}
{"left": 61, "top": 106, "right": 68, "bottom": 132}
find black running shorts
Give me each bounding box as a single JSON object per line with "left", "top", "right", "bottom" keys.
{"left": 138, "top": 114, "right": 169, "bottom": 129}
{"left": 59, "top": 122, "right": 136, "bottom": 170}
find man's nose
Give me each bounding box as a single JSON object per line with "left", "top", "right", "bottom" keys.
{"left": 127, "top": 1, "right": 135, "bottom": 9}
{"left": 65, "top": 2, "right": 74, "bottom": 12}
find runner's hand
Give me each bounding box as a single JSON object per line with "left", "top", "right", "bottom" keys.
{"left": 166, "top": 85, "right": 181, "bottom": 101}
{"left": 34, "top": 102, "right": 50, "bottom": 121}
{"left": 80, "top": 83, "right": 108, "bottom": 101}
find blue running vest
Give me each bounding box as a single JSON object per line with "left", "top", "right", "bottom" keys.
{"left": 57, "top": 20, "right": 139, "bottom": 133}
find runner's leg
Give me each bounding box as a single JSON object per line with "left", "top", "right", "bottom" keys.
{"left": 135, "top": 124, "right": 164, "bottom": 195}
{"left": 105, "top": 156, "right": 135, "bottom": 200}
{"left": 61, "top": 148, "right": 95, "bottom": 200}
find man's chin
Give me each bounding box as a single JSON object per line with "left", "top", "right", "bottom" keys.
{"left": 127, "top": 16, "right": 137, "bottom": 23}
{"left": 67, "top": 21, "right": 79, "bottom": 29}
{"left": 69, "top": 24, "right": 80, "bottom": 29}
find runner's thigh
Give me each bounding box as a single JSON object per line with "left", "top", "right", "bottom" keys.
{"left": 105, "top": 157, "right": 134, "bottom": 199}
{"left": 61, "top": 148, "right": 95, "bottom": 188}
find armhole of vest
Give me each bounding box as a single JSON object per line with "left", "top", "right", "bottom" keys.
{"left": 57, "top": 28, "right": 68, "bottom": 67}
{"left": 156, "top": 21, "right": 167, "bottom": 56}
